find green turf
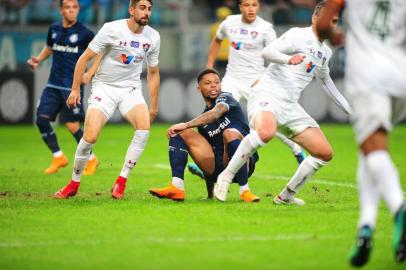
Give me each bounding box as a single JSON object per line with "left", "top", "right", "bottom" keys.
{"left": 0, "top": 124, "right": 405, "bottom": 269}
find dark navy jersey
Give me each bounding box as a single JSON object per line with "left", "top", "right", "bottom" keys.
{"left": 198, "top": 92, "right": 250, "bottom": 155}
{"left": 46, "top": 21, "right": 94, "bottom": 91}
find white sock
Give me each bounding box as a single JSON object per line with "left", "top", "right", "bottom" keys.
{"left": 365, "top": 150, "right": 404, "bottom": 215}
{"left": 172, "top": 177, "right": 184, "bottom": 190}
{"left": 53, "top": 151, "right": 63, "bottom": 158}
{"left": 239, "top": 183, "right": 250, "bottom": 195}
{"left": 357, "top": 153, "right": 379, "bottom": 229}
{"left": 275, "top": 132, "right": 302, "bottom": 155}
{"left": 280, "top": 156, "right": 327, "bottom": 199}
{"left": 220, "top": 131, "right": 266, "bottom": 182}
{"left": 119, "top": 130, "right": 150, "bottom": 179}
{"left": 72, "top": 139, "right": 93, "bottom": 182}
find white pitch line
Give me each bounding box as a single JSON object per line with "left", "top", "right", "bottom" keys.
{"left": 151, "top": 164, "right": 357, "bottom": 189}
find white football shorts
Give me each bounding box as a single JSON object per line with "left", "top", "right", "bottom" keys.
{"left": 221, "top": 74, "right": 258, "bottom": 102}
{"left": 247, "top": 79, "right": 319, "bottom": 138}
{"left": 348, "top": 90, "right": 406, "bottom": 144}
{"left": 87, "top": 82, "right": 146, "bottom": 120}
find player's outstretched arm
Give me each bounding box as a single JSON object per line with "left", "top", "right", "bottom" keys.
{"left": 207, "top": 37, "right": 222, "bottom": 68}
{"left": 147, "top": 65, "right": 160, "bottom": 123}
{"left": 167, "top": 103, "right": 228, "bottom": 137}
{"left": 67, "top": 48, "right": 97, "bottom": 108}
{"left": 27, "top": 46, "right": 53, "bottom": 70}
{"left": 262, "top": 43, "right": 305, "bottom": 65}
{"left": 319, "top": 76, "right": 352, "bottom": 115}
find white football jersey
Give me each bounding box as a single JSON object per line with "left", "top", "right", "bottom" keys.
{"left": 264, "top": 27, "right": 333, "bottom": 102}
{"left": 343, "top": 0, "right": 406, "bottom": 98}
{"left": 216, "top": 15, "right": 276, "bottom": 80}
{"left": 88, "top": 19, "right": 160, "bottom": 89}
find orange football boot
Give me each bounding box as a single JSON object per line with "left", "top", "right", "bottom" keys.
{"left": 44, "top": 154, "right": 69, "bottom": 174}
{"left": 83, "top": 156, "right": 99, "bottom": 176}
{"left": 149, "top": 183, "right": 185, "bottom": 201}
{"left": 240, "top": 190, "right": 260, "bottom": 202}
{"left": 54, "top": 180, "right": 79, "bottom": 199}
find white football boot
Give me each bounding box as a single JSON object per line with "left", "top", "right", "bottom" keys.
{"left": 214, "top": 173, "right": 232, "bottom": 202}
{"left": 273, "top": 195, "right": 305, "bottom": 206}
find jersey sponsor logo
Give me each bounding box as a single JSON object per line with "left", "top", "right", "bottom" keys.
{"left": 130, "top": 41, "right": 140, "bottom": 48}
{"left": 69, "top": 34, "right": 78, "bottom": 43}
{"left": 231, "top": 41, "right": 243, "bottom": 50}
{"left": 207, "top": 117, "right": 231, "bottom": 137}
{"left": 306, "top": 61, "right": 316, "bottom": 73}
{"left": 250, "top": 31, "right": 258, "bottom": 39}
{"left": 119, "top": 41, "right": 127, "bottom": 46}
{"left": 240, "top": 28, "right": 248, "bottom": 35}
{"left": 52, "top": 43, "right": 79, "bottom": 53}
{"left": 143, "top": 43, "right": 151, "bottom": 52}
{"left": 134, "top": 55, "right": 144, "bottom": 63}
{"left": 121, "top": 54, "right": 135, "bottom": 64}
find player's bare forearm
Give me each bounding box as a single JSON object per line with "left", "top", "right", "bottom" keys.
{"left": 36, "top": 47, "right": 53, "bottom": 62}
{"left": 72, "top": 48, "right": 96, "bottom": 91}
{"left": 207, "top": 38, "right": 222, "bottom": 68}
{"left": 147, "top": 65, "right": 160, "bottom": 121}
{"left": 84, "top": 54, "right": 101, "bottom": 79}
{"left": 185, "top": 103, "right": 228, "bottom": 128}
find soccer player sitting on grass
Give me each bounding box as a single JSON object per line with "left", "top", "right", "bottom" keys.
{"left": 149, "top": 68, "right": 259, "bottom": 202}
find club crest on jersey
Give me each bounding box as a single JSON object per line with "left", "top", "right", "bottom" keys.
{"left": 143, "top": 43, "right": 151, "bottom": 52}
{"left": 69, "top": 34, "right": 78, "bottom": 43}
{"left": 121, "top": 54, "right": 134, "bottom": 64}
{"left": 306, "top": 61, "right": 316, "bottom": 73}
{"left": 250, "top": 31, "right": 258, "bottom": 39}
{"left": 52, "top": 32, "right": 57, "bottom": 39}
{"left": 231, "top": 41, "right": 243, "bottom": 50}
{"left": 240, "top": 29, "right": 248, "bottom": 35}
{"left": 130, "top": 41, "right": 139, "bottom": 48}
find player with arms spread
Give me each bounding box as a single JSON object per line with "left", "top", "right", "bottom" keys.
{"left": 54, "top": 0, "right": 160, "bottom": 200}
{"left": 317, "top": 0, "right": 406, "bottom": 266}
{"left": 150, "top": 69, "right": 259, "bottom": 202}
{"left": 214, "top": 1, "right": 352, "bottom": 204}
{"left": 27, "top": 0, "right": 99, "bottom": 175}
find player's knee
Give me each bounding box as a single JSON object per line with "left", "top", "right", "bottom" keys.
{"left": 83, "top": 133, "right": 97, "bottom": 144}
{"left": 315, "top": 149, "right": 333, "bottom": 162}
{"left": 222, "top": 129, "right": 242, "bottom": 143}
{"left": 256, "top": 128, "right": 275, "bottom": 143}
{"left": 35, "top": 116, "right": 51, "bottom": 131}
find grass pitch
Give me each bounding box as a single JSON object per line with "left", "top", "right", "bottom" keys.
{"left": 0, "top": 124, "right": 405, "bottom": 270}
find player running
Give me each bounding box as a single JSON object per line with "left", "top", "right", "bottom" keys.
{"left": 214, "top": 1, "right": 352, "bottom": 204}
{"left": 54, "top": 0, "right": 160, "bottom": 199}
{"left": 150, "top": 69, "right": 259, "bottom": 202}
{"left": 317, "top": 0, "right": 406, "bottom": 266}
{"left": 27, "top": 0, "right": 99, "bottom": 175}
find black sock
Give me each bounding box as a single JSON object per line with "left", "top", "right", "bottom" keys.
{"left": 72, "top": 128, "right": 83, "bottom": 143}
{"left": 36, "top": 117, "right": 60, "bottom": 153}
{"left": 227, "top": 139, "right": 248, "bottom": 186}
{"left": 169, "top": 135, "right": 188, "bottom": 179}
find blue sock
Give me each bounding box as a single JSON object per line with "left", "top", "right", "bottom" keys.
{"left": 169, "top": 135, "right": 189, "bottom": 179}
{"left": 72, "top": 128, "right": 83, "bottom": 143}
{"left": 227, "top": 139, "right": 248, "bottom": 186}
{"left": 36, "top": 117, "right": 60, "bottom": 153}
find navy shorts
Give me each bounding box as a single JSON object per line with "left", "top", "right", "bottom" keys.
{"left": 36, "top": 87, "right": 84, "bottom": 123}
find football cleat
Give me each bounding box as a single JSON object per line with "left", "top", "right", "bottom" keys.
{"left": 111, "top": 176, "right": 127, "bottom": 199}
{"left": 273, "top": 195, "right": 305, "bottom": 206}
{"left": 54, "top": 180, "right": 79, "bottom": 199}
{"left": 213, "top": 174, "right": 231, "bottom": 202}
{"left": 240, "top": 190, "right": 260, "bottom": 202}
{"left": 83, "top": 156, "right": 100, "bottom": 176}
{"left": 44, "top": 154, "right": 69, "bottom": 174}
{"left": 149, "top": 183, "right": 185, "bottom": 201}
{"left": 349, "top": 225, "right": 373, "bottom": 267}
{"left": 394, "top": 203, "right": 406, "bottom": 263}
{"left": 294, "top": 150, "right": 306, "bottom": 165}
{"left": 187, "top": 163, "right": 205, "bottom": 180}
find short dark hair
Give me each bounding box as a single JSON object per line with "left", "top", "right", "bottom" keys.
{"left": 60, "top": 0, "right": 78, "bottom": 8}
{"left": 197, "top": 68, "right": 220, "bottom": 83}
{"left": 130, "top": 0, "right": 153, "bottom": 7}
{"left": 313, "top": 0, "right": 327, "bottom": 16}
